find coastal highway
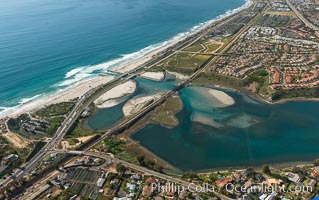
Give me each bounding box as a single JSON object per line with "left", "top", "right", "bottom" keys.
{"left": 0, "top": 28, "right": 204, "bottom": 188}
{"left": 1, "top": 1, "right": 258, "bottom": 191}
{"left": 286, "top": 0, "right": 319, "bottom": 36}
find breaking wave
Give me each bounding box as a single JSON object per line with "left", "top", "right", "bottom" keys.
{"left": 0, "top": 0, "right": 252, "bottom": 118}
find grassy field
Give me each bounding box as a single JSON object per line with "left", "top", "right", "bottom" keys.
{"left": 206, "top": 43, "right": 221, "bottom": 52}
{"left": 157, "top": 52, "right": 210, "bottom": 75}
{"left": 102, "top": 136, "right": 139, "bottom": 164}
{"left": 193, "top": 72, "right": 245, "bottom": 89}
{"left": 35, "top": 101, "right": 75, "bottom": 118}
{"left": 152, "top": 96, "right": 183, "bottom": 128}
{"left": 183, "top": 42, "right": 204, "bottom": 52}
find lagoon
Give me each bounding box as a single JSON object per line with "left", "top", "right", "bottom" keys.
{"left": 86, "top": 78, "right": 319, "bottom": 171}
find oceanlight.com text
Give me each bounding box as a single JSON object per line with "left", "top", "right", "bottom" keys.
{"left": 151, "top": 182, "right": 313, "bottom": 194}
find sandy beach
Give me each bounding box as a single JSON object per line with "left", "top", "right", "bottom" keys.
{"left": 94, "top": 80, "right": 136, "bottom": 109}
{"left": 0, "top": 0, "right": 253, "bottom": 119}
{"left": 139, "top": 72, "right": 165, "bottom": 81}
{"left": 2, "top": 75, "right": 115, "bottom": 118}
{"left": 123, "top": 94, "right": 162, "bottom": 117}
{"left": 207, "top": 89, "right": 235, "bottom": 107}
{"left": 166, "top": 70, "right": 190, "bottom": 80}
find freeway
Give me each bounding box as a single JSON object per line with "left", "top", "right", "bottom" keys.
{"left": 286, "top": 0, "right": 319, "bottom": 34}
{"left": 0, "top": 29, "right": 204, "bottom": 188}
{"left": 1, "top": 1, "right": 258, "bottom": 192}
{"left": 52, "top": 149, "right": 234, "bottom": 200}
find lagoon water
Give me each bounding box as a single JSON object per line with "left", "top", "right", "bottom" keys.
{"left": 0, "top": 0, "right": 245, "bottom": 115}
{"left": 86, "top": 78, "right": 319, "bottom": 171}
{"left": 2, "top": 0, "right": 319, "bottom": 171}
{"left": 132, "top": 87, "right": 319, "bottom": 171}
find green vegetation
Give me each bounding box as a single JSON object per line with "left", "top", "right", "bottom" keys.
{"left": 43, "top": 154, "right": 51, "bottom": 162}
{"left": 272, "top": 87, "right": 319, "bottom": 101}
{"left": 152, "top": 96, "right": 183, "bottom": 127}
{"left": 104, "top": 136, "right": 126, "bottom": 154}
{"left": 184, "top": 42, "right": 204, "bottom": 52}
{"left": 183, "top": 38, "right": 221, "bottom": 53}
{"left": 0, "top": 136, "right": 30, "bottom": 177}
{"left": 262, "top": 164, "right": 271, "bottom": 174}
{"left": 244, "top": 69, "right": 269, "bottom": 86}
{"left": 7, "top": 114, "right": 29, "bottom": 133}
{"left": 193, "top": 72, "right": 244, "bottom": 89}
{"left": 65, "top": 119, "right": 94, "bottom": 138}
{"left": 155, "top": 52, "right": 210, "bottom": 75}
{"left": 102, "top": 136, "right": 138, "bottom": 164}
{"left": 314, "top": 158, "right": 319, "bottom": 166}
{"left": 35, "top": 101, "right": 75, "bottom": 118}
{"left": 153, "top": 110, "right": 176, "bottom": 126}
{"left": 206, "top": 43, "right": 221, "bottom": 52}
{"left": 8, "top": 101, "right": 78, "bottom": 137}
{"left": 26, "top": 141, "right": 46, "bottom": 162}
{"left": 116, "top": 163, "right": 126, "bottom": 173}
{"left": 49, "top": 190, "right": 76, "bottom": 200}
{"left": 182, "top": 171, "right": 200, "bottom": 181}
{"left": 46, "top": 116, "right": 64, "bottom": 136}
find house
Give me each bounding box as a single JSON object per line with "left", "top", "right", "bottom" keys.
{"left": 96, "top": 177, "right": 106, "bottom": 188}
{"left": 215, "top": 176, "right": 232, "bottom": 187}
{"left": 130, "top": 174, "right": 141, "bottom": 181}
{"left": 311, "top": 166, "right": 319, "bottom": 177}
{"left": 285, "top": 172, "right": 300, "bottom": 183}
{"left": 142, "top": 185, "right": 154, "bottom": 197}
{"left": 264, "top": 178, "right": 282, "bottom": 186}
{"left": 265, "top": 191, "right": 277, "bottom": 200}
{"left": 308, "top": 179, "right": 317, "bottom": 187}
{"left": 113, "top": 198, "right": 131, "bottom": 200}
{"left": 126, "top": 183, "right": 136, "bottom": 192}
{"left": 1, "top": 154, "right": 18, "bottom": 165}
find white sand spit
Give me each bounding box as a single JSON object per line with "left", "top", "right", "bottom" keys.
{"left": 166, "top": 70, "right": 189, "bottom": 80}
{"left": 94, "top": 80, "right": 136, "bottom": 108}
{"left": 207, "top": 89, "right": 235, "bottom": 106}
{"left": 140, "top": 72, "right": 165, "bottom": 81}
{"left": 123, "top": 94, "right": 162, "bottom": 117}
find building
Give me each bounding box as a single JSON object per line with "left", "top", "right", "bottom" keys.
{"left": 1, "top": 154, "right": 18, "bottom": 165}
{"left": 285, "top": 172, "right": 301, "bottom": 183}
{"left": 96, "top": 177, "right": 106, "bottom": 188}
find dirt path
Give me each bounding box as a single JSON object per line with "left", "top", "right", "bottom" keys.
{"left": 3, "top": 132, "right": 30, "bottom": 148}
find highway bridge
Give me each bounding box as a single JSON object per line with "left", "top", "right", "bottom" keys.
{"left": 0, "top": 29, "right": 204, "bottom": 188}
{"left": 0, "top": 4, "right": 259, "bottom": 200}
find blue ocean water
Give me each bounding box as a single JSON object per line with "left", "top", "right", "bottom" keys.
{"left": 0, "top": 0, "right": 246, "bottom": 116}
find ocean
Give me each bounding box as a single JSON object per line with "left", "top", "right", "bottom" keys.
{"left": 0, "top": 0, "right": 247, "bottom": 117}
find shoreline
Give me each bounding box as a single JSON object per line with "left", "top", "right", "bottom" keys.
{"left": 0, "top": 0, "right": 252, "bottom": 119}
{"left": 195, "top": 82, "right": 319, "bottom": 106}
{"left": 129, "top": 131, "right": 316, "bottom": 173}
{"left": 194, "top": 160, "right": 315, "bottom": 174}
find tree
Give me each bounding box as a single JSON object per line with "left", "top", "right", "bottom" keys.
{"left": 262, "top": 165, "right": 271, "bottom": 174}
{"left": 182, "top": 171, "right": 199, "bottom": 180}
{"left": 137, "top": 155, "right": 146, "bottom": 166}
{"left": 116, "top": 163, "right": 126, "bottom": 173}
{"left": 314, "top": 158, "right": 319, "bottom": 166}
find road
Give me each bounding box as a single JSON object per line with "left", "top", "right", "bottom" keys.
{"left": 286, "top": 0, "right": 319, "bottom": 36}
{"left": 0, "top": 30, "right": 204, "bottom": 188}
{"left": 53, "top": 149, "right": 234, "bottom": 200}
{"left": 1, "top": 1, "right": 258, "bottom": 193}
